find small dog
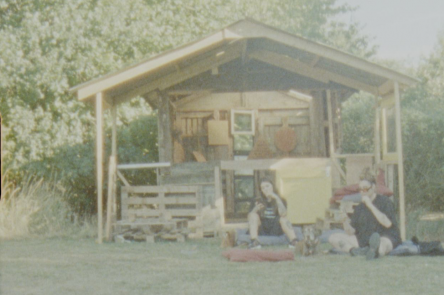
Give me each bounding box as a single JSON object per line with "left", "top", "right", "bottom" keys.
{"left": 301, "top": 225, "right": 320, "bottom": 256}
{"left": 220, "top": 229, "right": 236, "bottom": 248}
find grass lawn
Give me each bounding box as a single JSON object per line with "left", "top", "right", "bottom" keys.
{"left": 1, "top": 238, "right": 443, "bottom": 295}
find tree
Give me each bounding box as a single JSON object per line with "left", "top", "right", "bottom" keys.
{"left": 401, "top": 34, "right": 444, "bottom": 211}
{"left": 0, "top": 0, "right": 377, "bottom": 214}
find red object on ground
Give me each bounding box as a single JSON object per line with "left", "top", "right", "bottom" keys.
{"left": 222, "top": 249, "right": 295, "bottom": 262}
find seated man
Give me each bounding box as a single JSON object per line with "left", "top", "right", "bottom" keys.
{"left": 329, "top": 169, "right": 402, "bottom": 260}
{"left": 248, "top": 178, "right": 298, "bottom": 249}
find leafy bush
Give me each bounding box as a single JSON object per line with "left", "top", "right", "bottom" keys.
{"left": 14, "top": 111, "right": 159, "bottom": 216}
{"left": 402, "top": 88, "right": 444, "bottom": 211}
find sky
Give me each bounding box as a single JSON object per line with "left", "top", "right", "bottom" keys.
{"left": 335, "top": 0, "right": 444, "bottom": 64}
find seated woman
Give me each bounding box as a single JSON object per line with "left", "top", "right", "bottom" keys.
{"left": 248, "top": 178, "right": 298, "bottom": 249}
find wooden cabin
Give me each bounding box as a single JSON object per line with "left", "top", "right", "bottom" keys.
{"left": 71, "top": 19, "right": 417, "bottom": 243}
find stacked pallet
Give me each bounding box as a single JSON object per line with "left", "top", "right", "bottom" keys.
{"left": 116, "top": 185, "right": 204, "bottom": 242}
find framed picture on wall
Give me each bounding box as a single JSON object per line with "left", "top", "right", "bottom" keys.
{"left": 231, "top": 109, "right": 255, "bottom": 135}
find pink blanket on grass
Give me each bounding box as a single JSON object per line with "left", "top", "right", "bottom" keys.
{"left": 222, "top": 249, "right": 294, "bottom": 262}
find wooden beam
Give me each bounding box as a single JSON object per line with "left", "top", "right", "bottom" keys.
{"left": 112, "top": 42, "right": 244, "bottom": 104}
{"left": 117, "top": 170, "right": 130, "bottom": 187}
{"left": 335, "top": 153, "right": 374, "bottom": 158}
{"left": 173, "top": 90, "right": 212, "bottom": 108}
{"left": 95, "top": 93, "right": 104, "bottom": 244}
{"left": 105, "top": 156, "right": 116, "bottom": 242}
{"left": 111, "top": 105, "right": 117, "bottom": 160}
{"left": 378, "top": 80, "right": 394, "bottom": 95}
{"left": 308, "top": 93, "right": 317, "bottom": 156}
{"left": 327, "top": 90, "right": 346, "bottom": 180}
{"left": 380, "top": 93, "right": 395, "bottom": 108}
{"left": 249, "top": 50, "right": 328, "bottom": 84}
{"left": 382, "top": 152, "right": 398, "bottom": 163}
{"left": 249, "top": 50, "right": 380, "bottom": 94}
{"left": 394, "top": 81, "right": 406, "bottom": 241}
{"left": 381, "top": 108, "right": 388, "bottom": 156}
{"left": 110, "top": 104, "right": 118, "bottom": 234}
{"left": 117, "top": 162, "right": 171, "bottom": 170}
{"left": 310, "top": 55, "right": 321, "bottom": 67}
{"left": 326, "top": 90, "right": 335, "bottom": 157}
{"left": 75, "top": 31, "right": 231, "bottom": 100}
{"left": 158, "top": 91, "right": 173, "bottom": 163}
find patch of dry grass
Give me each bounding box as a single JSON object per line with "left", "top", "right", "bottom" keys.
{"left": 0, "top": 174, "right": 96, "bottom": 239}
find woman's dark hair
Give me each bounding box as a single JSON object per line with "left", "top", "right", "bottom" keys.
{"left": 359, "top": 167, "right": 376, "bottom": 185}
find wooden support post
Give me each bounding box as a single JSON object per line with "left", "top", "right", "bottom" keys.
{"left": 105, "top": 156, "right": 116, "bottom": 241}
{"left": 157, "top": 91, "right": 173, "bottom": 163}
{"left": 327, "top": 90, "right": 346, "bottom": 182}
{"left": 394, "top": 81, "right": 406, "bottom": 241}
{"left": 374, "top": 95, "right": 381, "bottom": 164}
{"left": 381, "top": 108, "right": 388, "bottom": 157}
{"left": 308, "top": 92, "right": 317, "bottom": 156}
{"left": 214, "top": 165, "right": 225, "bottom": 226}
{"left": 95, "top": 93, "right": 104, "bottom": 244}
{"left": 326, "top": 90, "right": 335, "bottom": 157}
{"left": 111, "top": 105, "right": 117, "bottom": 159}
{"left": 214, "top": 166, "right": 221, "bottom": 200}
{"left": 111, "top": 105, "right": 118, "bottom": 219}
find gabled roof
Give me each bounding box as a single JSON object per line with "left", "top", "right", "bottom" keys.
{"left": 71, "top": 18, "right": 418, "bottom": 105}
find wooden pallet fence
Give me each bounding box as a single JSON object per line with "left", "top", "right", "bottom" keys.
{"left": 121, "top": 185, "right": 204, "bottom": 238}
